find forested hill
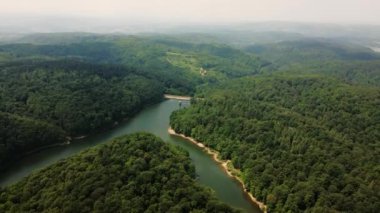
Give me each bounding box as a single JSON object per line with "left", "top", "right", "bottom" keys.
{"left": 245, "top": 39, "right": 380, "bottom": 86}
{"left": 0, "top": 35, "right": 265, "bottom": 171}
{"left": 0, "top": 59, "right": 165, "bottom": 135}
{"left": 0, "top": 36, "right": 264, "bottom": 94}
{"left": 0, "top": 133, "right": 238, "bottom": 213}
{"left": 0, "top": 112, "right": 67, "bottom": 167}
{"left": 170, "top": 75, "right": 380, "bottom": 212}
{"left": 246, "top": 39, "right": 380, "bottom": 63}
{"left": 0, "top": 59, "right": 164, "bottom": 171}
{"left": 1, "top": 33, "right": 379, "bottom": 212}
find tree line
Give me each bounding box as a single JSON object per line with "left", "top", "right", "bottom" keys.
{"left": 170, "top": 75, "right": 380, "bottom": 212}
{"left": 0, "top": 59, "right": 164, "bottom": 171}
{"left": 0, "top": 133, "right": 238, "bottom": 213}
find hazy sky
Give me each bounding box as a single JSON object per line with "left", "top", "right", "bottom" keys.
{"left": 1, "top": 0, "right": 380, "bottom": 25}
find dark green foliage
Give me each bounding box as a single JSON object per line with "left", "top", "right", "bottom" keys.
{"left": 2, "top": 34, "right": 380, "bottom": 212}
{"left": 0, "top": 112, "right": 66, "bottom": 170}
{"left": 0, "top": 59, "right": 164, "bottom": 135}
{"left": 0, "top": 59, "right": 164, "bottom": 170}
{"left": 279, "top": 60, "right": 380, "bottom": 87}
{"left": 246, "top": 39, "right": 380, "bottom": 86}
{"left": 170, "top": 75, "right": 380, "bottom": 212}
{"left": 0, "top": 35, "right": 264, "bottom": 170}
{"left": 0, "top": 133, "right": 238, "bottom": 213}
{"left": 0, "top": 36, "right": 264, "bottom": 94}
{"left": 246, "top": 39, "right": 380, "bottom": 63}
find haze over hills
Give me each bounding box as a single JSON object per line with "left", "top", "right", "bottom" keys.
{"left": 1, "top": 16, "right": 380, "bottom": 50}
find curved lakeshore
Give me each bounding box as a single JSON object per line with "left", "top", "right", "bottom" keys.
{"left": 1, "top": 100, "right": 262, "bottom": 213}
{"left": 168, "top": 127, "right": 267, "bottom": 212}
{"left": 22, "top": 141, "right": 70, "bottom": 157}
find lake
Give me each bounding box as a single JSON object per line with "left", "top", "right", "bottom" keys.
{"left": 0, "top": 99, "right": 261, "bottom": 213}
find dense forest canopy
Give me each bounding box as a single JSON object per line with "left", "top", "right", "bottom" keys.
{"left": 0, "top": 59, "right": 164, "bottom": 135}
{"left": 0, "top": 112, "right": 66, "bottom": 168}
{"left": 0, "top": 35, "right": 267, "bottom": 171}
{"left": 246, "top": 39, "right": 380, "bottom": 62}
{"left": 1, "top": 32, "right": 380, "bottom": 212}
{"left": 245, "top": 39, "right": 380, "bottom": 86}
{"left": 0, "top": 36, "right": 264, "bottom": 94}
{"left": 170, "top": 75, "right": 380, "bottom": 212}
{"left": 0, "top": 59, "right": 165, "bottom": 171}
{"left": 0, "top": 133, "right": 238, "bottom": 213}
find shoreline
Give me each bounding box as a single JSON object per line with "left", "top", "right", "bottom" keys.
{"left": 168, "top": 127, "right": 267, "bottom": 212}
{"left": 164, "top": 94, "right": 192, "bottom": 101}
{"left": 22, "top": 141, "right": 69, "bottom": 157}
{"left": 13, "top": 100, "right": 164, "bottom": 168}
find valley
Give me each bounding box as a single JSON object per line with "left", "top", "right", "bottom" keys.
{"left": 0, "top": 29, "right": 379, "bottom": 212}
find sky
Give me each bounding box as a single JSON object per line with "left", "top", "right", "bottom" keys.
{"left": 0, "top": 0, "right": 379, "bottom": 25}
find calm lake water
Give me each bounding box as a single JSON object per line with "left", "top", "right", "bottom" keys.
{"left": 0, "top": 99, "right": 261, "bottom": 213}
